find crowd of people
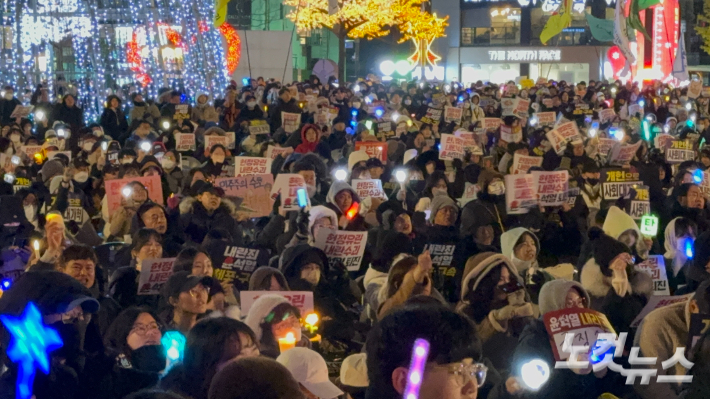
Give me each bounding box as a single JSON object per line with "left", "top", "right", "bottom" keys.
{"left": 0, "top": 74, "right": 709, "bottom": 399}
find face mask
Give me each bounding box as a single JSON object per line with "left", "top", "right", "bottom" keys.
{"left": 121, "top": 157, "right": 134, "bottom": 165}
{"left": 301, "top": 269, "right": 321, "bottom": 285}
{"left": 306, "top": 183, "right": 317, "bottom": 198}
{"left": 586, "top": 178, "right": 599, "bottom": 186}
{"left": 353, "top": 102, "right": 361, "bottom": 109}
{"left": 212, "top": 155, "right": 225, "bottom": 164}
{"left": 73, "top": 171, "right": 89, "bottom": 183}
{"left": 247, "top": 101, "right": 257, "bottom": 108}
{"left": 10, "top": 134, "right": 20, "bottom": 144}
{"left": 83, "top": 142, "right": 94, "bottom": 152}
{"left": 130, "top": 345, "right": 167, "bottom": 373}
{"left": 4, "top": 93, "right": 12, "bottom": 101}
{"left": 404, "top": 99, "right": 412, "bottom": 105}
{"left": 160, "top": 158, "right": 175, "bottom": 170}
{"left": 24, "top": 205, "right": 36, "bottom": 221}
{"left": 488, "top": 181, "right": 505, "bottom": 195}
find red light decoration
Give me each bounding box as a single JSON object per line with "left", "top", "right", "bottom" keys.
{"left": 126, "top": 31, "right": 152, "bottom": 86}
{"left": 218, "top": 22, "right": 241, "bottom": 75}
{"left": 198, "top": 21, "right": 210, "bottom": 33}
{"left": 606, "top": 45, "right": 626, "bottom": 79}
{"left": 159, "top": 23, "right": 185, "bottom": 48}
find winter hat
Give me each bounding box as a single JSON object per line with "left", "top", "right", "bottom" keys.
{"left": 403, "top": 149, "right": 418, "bottom": 165}
{"left": 477, "top": 170, "right": 503, "bottom": 190}
{"left": 40, "top": 159, "right": 64, "bottom": 184}
{"left": 460, "top": 252, "right": 521, "bottom": 301}
{"left": 602, "top": 206, "right": 640, "bottom": 240}
{"left": 307, "top": 206, "right": 338, "bottom": 238}
{"left": 340, "top": 353, "right": 369, "bottom": 388}
{"left": 244, "top": 294, "right": 290, "bottom": 341}
{"left": 538, "top": 279, "right": 591, "bottom": 316}
{"left": 248, "top": 267, "right": 290, "bottom": 291}
{"left": 326, "top": 181, "right": 361, "bottom": 206}
{"left": 428, "top": 191, "right": 458, "bottom": 223}
{"left": 277, "top": 348, "right": 344, "bottom": 399}
{"left": 590, "top": 228, "right": 631, "bottom": 276}
{"left": 348, "top": 150, "right": 369, "bottom": 171}
{"left": 0, "top": 271, "right": 99, "bottom": 316}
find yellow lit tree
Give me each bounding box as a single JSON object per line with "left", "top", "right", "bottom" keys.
{"left": 398, "top": 10, "right": 448, "bottom": 68}
{"left": 696, "top": 0, "right": 710, "bottom": 55}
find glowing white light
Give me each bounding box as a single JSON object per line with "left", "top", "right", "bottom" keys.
{"left": 520, "top": 359, "right": 550, "bottom": 391}
{"left": 335, "top": 169, "right": 347, "bottom": 181}
{"left": 380, "top": 60, "right": 396, "bottom": 76}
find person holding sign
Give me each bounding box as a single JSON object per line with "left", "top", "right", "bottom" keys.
{"left": 270, "top": 87, "right": 302, "bottom": 132}
{"left": 663, "top": 217, "right": 697, "bottom": 294}
{"left": 109, "top": 228, "right": 164, "bottom": 310}
{"left": 179, "top": 181, "right": 241, "bottom": 245}
{"left": 325, "top": 181, "right": 366, "bottom": 231}
{"left": 109, "top": 181, "right": 149, "bottom": 239}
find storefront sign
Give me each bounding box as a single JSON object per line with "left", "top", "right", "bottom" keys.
{"left": 487, "top": 49, "right": 562, "bottom": 62}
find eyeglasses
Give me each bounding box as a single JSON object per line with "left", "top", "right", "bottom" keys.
{"left": 130, "top": 322, "right": 160, "bottom": 336}
{"left": 435, "top": 362, "right": 488, "bottom": 387}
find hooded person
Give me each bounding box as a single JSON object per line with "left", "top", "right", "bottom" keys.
{"left": 602, "top": 205, "right": 650, "bottom": 262}
{"left": 460, "top": 170, "right": 507, "bottom": 248}
{"left": 248, "top": 267, "right": 290, "bottom": 291}
{"left": 456, "top": 252, "right": 535, "bottom": 371}
{"left": 0, "top": 271, "right": 100, "bottom": 399}
{"left": 191, "top": 93, "right": 219, "bottom": 126}
{"left": 580, "top": 228, "right": 652, "bottom": 335}
{"left": 500, "top": 279, "right": 629, "bottom": 399}
{"left": 633, "top": 280, "right": 710, "bottom": 399}
{"left": 243, "top": 294, "right": 311, "bottom": 359}
{"left": 179, "top": 181, "right": 242, "bottom": 245}
{"left": 663, "top": 217, "right": 697, "bottom": 294}
{"left": 500, "top": 227, "right": 557, "bottom": 304}
{"left": 286, "top": 205, "right": 338, "bottom": 247}
{"left": 325, "top": 180, "right": 367, "bottom": 231}
{"left": 294, "top": 124, "right": 323, "bottom": 154}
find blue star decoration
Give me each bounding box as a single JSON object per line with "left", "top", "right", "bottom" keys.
{"left": 0, "top": 302, "right": 63, "bottom": 399}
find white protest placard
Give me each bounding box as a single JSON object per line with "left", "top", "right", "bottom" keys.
{"left": 634, "top": 255, "right": 670, "bottom": 296}
{"left": 204, "top": 135, "right": 229, "bottom": 151}
{"left": 175, "top": 133, "right": 196, "bottom": 152}
{"left": 543, "top": 308, "right": 615, "bottom": 361}
{"left": 665, "top": 140, "right": 695, "bottom": 163}
{"left": 500, "top": 125, "right": 522, "bottom": 143}
{"left": 457, "top": 182, "right": 479, "bottom": 207}
{"left": 514, "top": 98, "right": 530, "bottom": 118}
{"left": 249, "top": 120, "right": 271, "bottom": 135}
{"left": 314, "top": 229, "right": 368, "bottom": 271}
{"left": 270, "top": 173, "right": 309, "bottom": 211}
{"left": 352, "top": 179, "right": 387, "bottom": 200}
{"left": 608, "top": 141, "right": 641, "bottom": 166}
{"left": 597, "top": 138, "right": 617, "bottom": 157}
{"left": 20, "top": 145, "right": 42, "bottom": 159}
{"left": 535, "top": 112, "right": 556, "bottom": 126}
{"left": 457, "top": 131, "right": 482, "bottom": 154}
{"left": 599, "top": 108, "right": 616, "bottom": 124}
{"left": 226, "top": 132, "right": 236, "bottom": 150}
{"left": 174, "top": 104, "right": 189, "bottom": 120}
{"left": 501, "top": 97, "right": 516, "bottom": 116}
{"left": 10, "top": 105, "right": 33, "bottom": 119}
{"left": 265, "top": 145, "right": 292, "bottom": 160}
{"left": 504, "top": 174, "right": 536, "bottom": 214}
{"left": 630, "top": 294, "right": 693, "bottom": 327}
{"left": 533, "top": 170, "right": 569, "bottom": 206}
{"left": 688, "top": 80, "right": 703, "bottom": 99}
{"left": 439, "top": 133, "right": 465, "bottom": 160}
{"left": 546, "top": 129, "right": 567, "bottom": 154}
{"left": 512, "top": 153, "right": 543, "bottom": 175}
{"left": 482, "top": 118, "right": 502, "bottom": 130}
{"left": 555, "top": 121, "right": 581, "bottom": 142}
{"left": 282, "top": 112, "right": 301, "bottom": 133}
{"left": 137, "top": 258, "right": 176, "bottom": 295}
{"left": 444, "top": 106, "right": 463, "bottom": 124}
{"left": 234, "top": 156, "right": 272, "bottom": 176}
{"left": 240, "top": 291, "right": 314, "bottom": 315}
{"left": 628, "top": 103, "right": 643, "bottom": 117}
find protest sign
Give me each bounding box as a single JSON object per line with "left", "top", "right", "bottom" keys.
{"left": 314, "top": 229, "right": 368, "bottom": 271}
{"left": 535, "top": 112, "right": 556, "bottom": 126}
{"left": 654, "top": 133, "right": 674, "bottom": 152}
{"left": 701, "top": 171, "right": 710, "bottom": 197}
{"left": 599, "top": 108, "right": 616, "bottom": 124}
{"left": 457, "top": 182, "right": 479, "bottom": 207}
{"left": 573, "top": 103, "right": 593, "bottom": 116}
{"left": 355, "top": 141, "right": 387, "bottom": 162}
{"left": 234, "top": 156, "right": 272, "bottom": 176}
{"left": 282, "top": 112, "right": 301, "bottom": 133}
{"left": 106, "top": 175, "right": 163, "bottom": 214}
{"left": 439, "top": 134, "right": 464, "bottom": 160}
{"left": 248, "top": 120, "right": 271, "bottom": 135}
{"left": 666, "top": 140, "right": 695, "bottom": 163}
{"left": 12, "top": 177, "right": 31, "bottom": 194}
{"left": 543, "top": 308, "right": 615, "bottom": 361}
{"left": 20, "top": 145, "right": 42, "bottom": 159}
{"left": 10, "top": 105, "right": 33, "bottom": 119}
{"left": 630, "top": 294, "right": 694, "bottom": 328}
{"left": 137, "top": 258, "right": 176, "bottom": 295}
{"left": 174, "top": 104, "right": 189, "bottom": 120}
{"left": 214, "top": 174, "right": 275, "bottom": 218}
{"left": 600, "top": 168, "right": 642, "bottom": 201}
{"left": 240, "top": 291, "right": 314, "bottom": 316}
{"left": 533, "top": 170, "right": 568, "bottom": 206}
{"left": 514, "top": 98, "right": 530, "bottom": 118}
{"left": 422, "top": 107, "right": 443, "bottom": 124}
{"left": 204, "top": 135, "right": 229, "bottom": 152}
{"left": 505, "top": 174, "right": 536, "bottom": 214}
{"left": 444, "top": 106, "right": 463, "bottom": 124}
{"left": 546, "top": 129, "right": 567, "bottom": 154}
{"left": 265, "top": 145, "right": 292, "bottom": 160}
{"left": 352, "top": 179, "right": 387, "bottom": 200}
{"left": 555, "top": 121, "right": 581, "bottom": 142}
{"left": 500, "top": 125, "right": 522, "bottom": 143}
{"left": 687, "top": 313, "right": 710, "bottom": 351}
{"left": 634, "top": 255, "right": 670, "bottom": 296}
{"left": 625, "top": 185, "right": 650, "bottom": 220}
{"left": 567, "top": 186, "right": 580, "bottom": 207}
{"left": 482, "top": 118, "right": 502, "bottom": 130}
{"left": 423, "top": 242, "right": 458, "bottom": 289}
{"left": 628, "top": 104, "right": 643, "bottom": 116}
{"left": 608, "top": 141, "right": 642, "bottom": 167}
{"left": 688, "top": 80, "right": 703, "bottom": 99}
{"left": 501, "top": 97, "right": 516, "bottom": 116}
{"left": 208, "top": 242, "right": 270, "bottom": 291}
{"left": 597, "top": 138, "right": 617, "bottom": 157}
{"left": 174, "top": 133, "right": 196, "bottom": 152}
{"left": 376, "top": 121, "right": 393, "bottom": 139}
{"left": 512, "top": 153, "right": 543, "bottom": 175}
{"left": 271, "top": 173, "right": 309, "bottom": 211}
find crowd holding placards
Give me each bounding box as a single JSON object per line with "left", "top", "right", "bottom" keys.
{"left": 2, "top": 76, "right": 710, "bottom": 399}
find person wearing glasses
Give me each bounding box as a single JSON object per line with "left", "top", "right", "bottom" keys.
{"left": 160, "top": 271, "right": 212, "bottom": 335}
{"left": 365, "top": 303, "right": 487, "bottom": 399}
{"left": 99, "top": 307, "right": 165, "bottom": 399}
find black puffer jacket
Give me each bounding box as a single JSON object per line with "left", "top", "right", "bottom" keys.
{"left": 178, "top": 197, "right": 242, "bottom": 245}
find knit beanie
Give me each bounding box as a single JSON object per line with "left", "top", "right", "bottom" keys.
{"left": 591, "top": 228, "right": 631, "bottom": 276}
{"left": 428, "top": 191, "right": 458, "bottom": 223}
{"left": 41, "top": 159, "right": 64, "bottom": 184}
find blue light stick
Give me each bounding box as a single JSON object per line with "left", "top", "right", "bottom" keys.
{"left": 162, "top": 330, "right": 186, "bottom": 372}
{"left": 685, "top": 239, "right": 694, "bottom": 259}
{"left": 693, "top": 169, "right": 703, "bottom": 184}
{"left": 0, "top": 303, "right": 63, "bottom": 399}
{"left": 375, "top": 108, "right": 384, "bottom": 118}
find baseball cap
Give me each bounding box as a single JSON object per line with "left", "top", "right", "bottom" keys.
{"left": 192, "top": 180, "right": 225, "bottom": 197}
{"left": 163, "top": 271, "right": 213, "bottom": 300}
{"left": 340, "top": 353, "right": 369, "bottom": 388}
{"left": 277, "top": 347, "right": 344, "bottom": 399}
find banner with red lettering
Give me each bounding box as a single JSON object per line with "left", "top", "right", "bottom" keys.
{"left": 175, "top": 133, "right": 196, "bottom": 152}
{"left": 504, "top": 174, "right": 536, "bottom": 214}
{"left": 352, "top": 179, "right": 387, "bottom": 200}
{"left": 138, "top": 258, "right": 176, "bottom": 295}
{"left": 106, "top": 175, "right": 164, "bottom": 214}
{"left": 533, "top": 170, "right": 569, "bottom": 206}
{"left": 355, "top": 141, "right": 387, "bottom": 162}
{"left": 240, "top": 291, "right": 314, "bottom": 315}
{"left": 439, "top": 133, "right": 464, "bottom": 160}
{"left": 314, "top": 229, "right": 368, "bottom": 271}
{"left": 234, "top": 156, "right": 273, "bottom": 176}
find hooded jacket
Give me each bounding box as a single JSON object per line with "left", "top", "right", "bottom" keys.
{"left": 664, "top": 217, "right": 690, "bottom": 293}
{"left": 501, "top": 227, "right": 541, "bottom": 276}
{"left": 178, "top": 196, "right": 242, "bottom": 245}
{"left": 294, "top": 124, "right": 322, "bottom": 154}
{"left": 325, "top": 181, "right": 366, "bottom": 231}
{"left": 248, "top": 266, "right": 290, "bottom": 291}
{"left": 287, "top": 205, "right": 339, "bottom": 248}
{"left": 603, "top": 206, "right": 649, "bottom": 260}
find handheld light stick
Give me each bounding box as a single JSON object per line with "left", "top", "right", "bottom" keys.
{"left": 122, "top": 187, "right": 133, "bottom": 198}
{"left": 296, "top": 188, "right": 308, "bottom": 208}
{"left": 693, "top": 169, "right": 703, "bottom": 184}
{"left": 162, "top": 330, "right": 186, "bottom": 372}
{"left": 140, "top": 141, "right": 151, "bottom": 152}
{"left": 396, "top": 170, "right": 407, "bottom": 183}
{"left": 403, "top": 339, "right": 430, "bottom": 399}
{"left": 685, "top": 239, "right": 694, "bottom": 258}
{"left": 162, "top": 121, "right": 170, "bottom": 130}
{"left": 334, "top": 168, "right": 347, "bottom": 181}
{"left": 520, "top": 359, "right": 550, "bottom": 391}
{"left": 33, "top": 240, "right": 40, "bottom": 259}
